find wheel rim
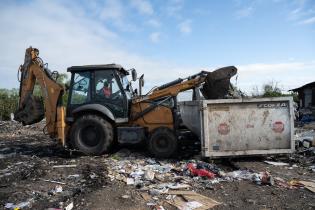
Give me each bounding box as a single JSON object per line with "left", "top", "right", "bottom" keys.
{"left": 154, "top": 135, "right": 170, "bottom": 152}
{"left": 79, "top": 124, "right": 104, "bottom": 147}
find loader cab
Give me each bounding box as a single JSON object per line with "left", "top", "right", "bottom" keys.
{"left": 66, "top": 64, "right": 132, "bottom": 123}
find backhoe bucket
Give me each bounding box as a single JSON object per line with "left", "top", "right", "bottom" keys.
{"left": 14, "top": 95, "right": 45, "bottom": 125}
{"left": 201, "top": 66, "right": 237, "bottom": 99}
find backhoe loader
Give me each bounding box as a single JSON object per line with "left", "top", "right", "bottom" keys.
{"left": 14, "top": 47, "right": 237, "bottom": 158}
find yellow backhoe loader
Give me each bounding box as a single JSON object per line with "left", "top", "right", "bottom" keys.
{"left": 14, "top": 47, "right": 237, "bottom": 158}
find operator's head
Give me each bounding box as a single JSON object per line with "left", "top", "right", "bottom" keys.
{"left": 104, "top": 81, "right": 109, "bottom": 87}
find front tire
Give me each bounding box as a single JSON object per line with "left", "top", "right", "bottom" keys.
{"left": 148, "top": 127, "right": 177, "bottom": 158}
{"left": 71, "top": 114, "right": 113, "bottom": 155}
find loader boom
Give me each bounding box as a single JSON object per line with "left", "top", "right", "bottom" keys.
{"left": 134, "top": 66, "right": 237, "bottom": 103}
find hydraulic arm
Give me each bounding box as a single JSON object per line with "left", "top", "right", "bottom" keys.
{"left": 14, "top": 47, "right": 66, "bottom": 144}
{"left": 134, "top": 66, "right": 237, "bottom": 103}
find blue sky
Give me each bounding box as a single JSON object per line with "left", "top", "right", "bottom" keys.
{"left": 0, "top": 0, "right": 314, "bottom": 93}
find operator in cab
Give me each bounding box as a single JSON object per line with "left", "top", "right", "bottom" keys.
{"left": 102, "top": 81, "right": 111, "bottom": 98}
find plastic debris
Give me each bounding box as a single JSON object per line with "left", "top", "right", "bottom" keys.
{"left": 55, "top": 185, "right": 63, "bottom": 193}
{"left": 225, "top": 170, "right": 253, "bottom": 180}
{"left": 264, "top": 161, "right": 289, "bottom": 166}
{"left": 65, "top": 202, "right": 74, "bottom": 210}
{"left": 126, "top": 177, "right": 135, "bottom": 185}
{"left": 144, "top": 170, "right": 155, "bottom": 181}
{"left": 40, "top": 179, "right": 66, "bottom": 185}
{"left": 185, "top": 201, "right": 203, "bottom": 209}
{"left": 67, "top": 174, "right": 80, "bottom": 179}
{"left": 186, "top": 163, "right": 216, "bottom": 179}
{"left": 122, "top": 195, "right": 130, "bottom": 199}
{"left": 153, "top": 205, "right": 165, "bottom": 210}
{"left": 4, "top": 199, "right": 32, "bottom": 209}
{"left": 52, "top": 165, "right": 77, "bottom": 168}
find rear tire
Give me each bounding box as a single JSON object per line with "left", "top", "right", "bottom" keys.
{"left": 148, "top": 127, "right": 177, "bottom": 158}
{"left": 71, "top": 114, "right": 113, "bottom": 155}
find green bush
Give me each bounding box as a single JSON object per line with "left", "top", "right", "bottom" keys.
{"left": 0, "top": 89, "right": 19, "bottom": 120}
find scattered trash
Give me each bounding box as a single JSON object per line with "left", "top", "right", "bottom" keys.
{"left": 153, "top": 205, "right": 165, "bottom": 210}
{"left": 260, "top": 171, "right": 274, "bottom": 186}
{"left": 67, "top": 174, "right": 80, "bottom": 179}
{"left": 186, "top": 163, "right": 216, "bottom": 179}
{"left": 40, "top": 179, "right": 66, "bottom": 185}
{"left": 184, "top": 201, "right": 203, "bottom": 209}
{"left": 4, "top": 199, "right": 33, "bottom": 209}
{"left": 167, "top": 183, "right": 191, "bottom": 190}
{"left": 264, "top": 161, "right": 289, "bottom": 166}
{"left": 166, "top": 190, "right": 221, "bottom": 209}
{"left": 298, "top": 180, "right": 315, "bottom": 193}
{"left": 55, "top": 185, "right": 63, "bottom": 193}
{"left": 0, "top": 120, "right": 314, "bottom": 209}
{"left": 122, "top": 195, "right": 130, "bottom": 199}
{"left": 126, "top": 178, "right": 135, "bottom": 185}
{"left": 89, "top": 172, "right": 97, "bottom": 179}
{"left": 64, "top": 202, "right": 74, "bottom": 210}
{"left": 52, "top": 165, "right": 77, "bottom": 168}
{"left": 144, "top": 170, "right": 155, "bottom": 181}
{"left": 140, "top": 192, "right": 151, "bottom": 201}
{"left": 226, "top": 170, "right": 253, "bottom": 180}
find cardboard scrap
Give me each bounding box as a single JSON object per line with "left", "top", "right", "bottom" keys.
{"left": 298, "top": 181, "right": 315, "bottom": 193}
{"left": 166, "top": 190, "right": 221, "bottom": 210}
{"left": 140, "top": 192, "right": 152, "bottom": 201}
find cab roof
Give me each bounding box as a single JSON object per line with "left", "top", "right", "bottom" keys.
{"left": 67, "top": 64, "right": 129, "bottom": 75}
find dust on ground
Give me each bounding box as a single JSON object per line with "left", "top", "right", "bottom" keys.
{"left": 0, "top": 121, "right": 314, "bottom": 210}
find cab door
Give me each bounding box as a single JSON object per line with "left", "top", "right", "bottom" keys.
{"left": 67, "top": 71, "right": 92, "bottom": 116}
{"left": 94, "top": 70, "right": 128, "bottom": 119}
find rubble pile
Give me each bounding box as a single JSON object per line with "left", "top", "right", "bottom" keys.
{"left": 101, "top": 148, "right": 314, "bottom": 208}
{"left": 0, "top": 121, "right": 41, "bottom": 135}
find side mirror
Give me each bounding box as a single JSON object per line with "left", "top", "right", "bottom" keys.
{"left": 131, "top": 69, "right": 137, "bottom": 82}
{"left": 139, "top": 74, "right": 144, "bottom": 87}
{"left": 139, "top": 74, "right": 144, "bottom": 96}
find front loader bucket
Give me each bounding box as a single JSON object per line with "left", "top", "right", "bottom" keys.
{"left": 201, "top": 66, "right": 237, "bottom": 99}
{"left": 14, "top": 95, "right": 44, "bottom": 125}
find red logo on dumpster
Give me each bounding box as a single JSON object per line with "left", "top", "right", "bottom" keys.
{"left": 218, "top": 123, "right": 230, "bottom": 135}
{"left": 273, "top": 121, "right": 284, "bottom": 133}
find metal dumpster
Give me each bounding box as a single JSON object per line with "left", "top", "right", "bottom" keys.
{"left": 179, "top": 97, "right": 294, "bottom": 157}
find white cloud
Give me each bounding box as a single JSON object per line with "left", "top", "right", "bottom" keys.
{"left": 235, "top": 7, "right": 254, "bottom": 18}
{"left": 100, "top": 0, "right": 124, "bottom": 20}
{"left": 131, "top": 0, "right": 154, "bottom": 15}
{"left": 178, "top": 19, "right": 192, "bottom": 34}
{"left": 236, "top": 61, "right": 315, "bottom": 93}
{"left": 299, "top": 16, "right": 315, "bottom": 24}
{"left": 149, "top": 32, "right": 161, "bottom": 43}
{"left": 0, "top": 0, "right": 196, "bottom": 91}
{"left": 146, "top": 19, "right": 161, "bottom": 27}
{"left": 0, "top": 0, "right": 314, "bottom": 98}
{"left": 166, "top": 0, "right": 184, "bottom": 18}
{"left": 99, "top": 0, "right": 136, "bottom": 31}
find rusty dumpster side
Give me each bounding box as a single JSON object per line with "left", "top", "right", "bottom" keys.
{"left": 179, "top": 97, "right": 294, "bottom": 158}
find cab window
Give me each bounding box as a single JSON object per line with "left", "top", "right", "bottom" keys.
{"left": 70, "top": 72, "right": 90, "bottom": 105}
{"left": 94, "top": 70, "right": 125, "bottom": 117}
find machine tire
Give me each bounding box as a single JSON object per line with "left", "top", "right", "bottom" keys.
{"left": 71, "top": 114, "right": 113, "bottom": 155}
{"left": 148, "top": 127, "right": 177, "bottom": 158}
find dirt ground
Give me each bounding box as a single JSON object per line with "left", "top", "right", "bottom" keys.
{"left": 0, "top": 121, "right": 314, "bottom": 210}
